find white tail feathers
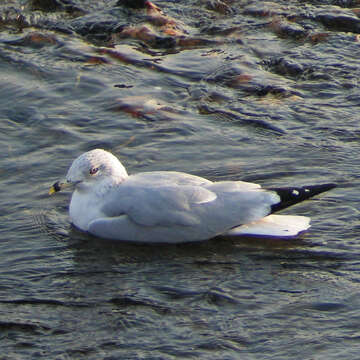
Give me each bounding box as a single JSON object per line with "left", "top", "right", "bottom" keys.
{"left": 225, "top": 214, "right": 311, "bottom": 238}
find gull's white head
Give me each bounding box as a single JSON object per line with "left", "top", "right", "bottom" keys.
{"left": 49, "top": 149, "right": 128, "bottom": 194}
{"left": 67, "top": 149, "right": 128, "bottom": 184}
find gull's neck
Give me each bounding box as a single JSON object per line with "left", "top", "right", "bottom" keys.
{"left": 94, "top": 178, "right": 115, "bottom": 197}
{"left": 110, "top": 162, "right": 128, "bottom": 183}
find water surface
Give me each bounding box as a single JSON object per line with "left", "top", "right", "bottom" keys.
{"left": 1, "top": 0, "right": 360, "bottom": 359}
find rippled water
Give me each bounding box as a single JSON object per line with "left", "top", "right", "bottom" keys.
{"left": 1, "top": 0, "right": 360, "bottom": 358}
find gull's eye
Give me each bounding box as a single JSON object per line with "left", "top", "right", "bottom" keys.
{"left": 89, "top": 167, "right": 99, "bottom": 175}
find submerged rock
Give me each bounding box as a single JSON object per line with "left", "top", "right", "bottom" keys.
{"left": 203, "top": 0, "right": 235, "bottom": 15}
{"left": 116, "top": 0, "right": 148, "bottom": 9}
{"left": 28, "top": 0, "right": 84, "bottom": 14}
{"left": 315, "top": 8, "right": 360, "bottom": 33}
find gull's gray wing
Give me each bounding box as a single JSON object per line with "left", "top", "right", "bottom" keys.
{"left": 125, "top": 171, "right": 213, "bottom": 187}
{"left": 88, "top": 172, "right": 279, "bottom": 242}
{"left": 100, "top": 183, "right": 217, "bottom": 227}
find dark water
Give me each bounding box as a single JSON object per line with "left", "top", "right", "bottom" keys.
{"left": 1, "top": 0, "right": 360, "bottom": 358}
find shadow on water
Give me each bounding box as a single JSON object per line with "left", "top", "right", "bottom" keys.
{"left": 59, "top": 222, "right": 347, "bottom": 270}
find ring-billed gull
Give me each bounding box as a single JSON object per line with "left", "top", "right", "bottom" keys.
{"left": 49, "top": 149, "right": 336, "bottom": 243}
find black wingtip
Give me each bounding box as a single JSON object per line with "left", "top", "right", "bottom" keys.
{"left": 269, "top": 183, "right": 337, "bottom": 213}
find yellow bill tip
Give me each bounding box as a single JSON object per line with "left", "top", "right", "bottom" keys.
{"left": 49, "top": 181, "right": 62, "bottom": 195}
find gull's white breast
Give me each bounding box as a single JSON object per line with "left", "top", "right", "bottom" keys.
{"left": 69, "top": 189, "right": 105, "bottom": 231}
